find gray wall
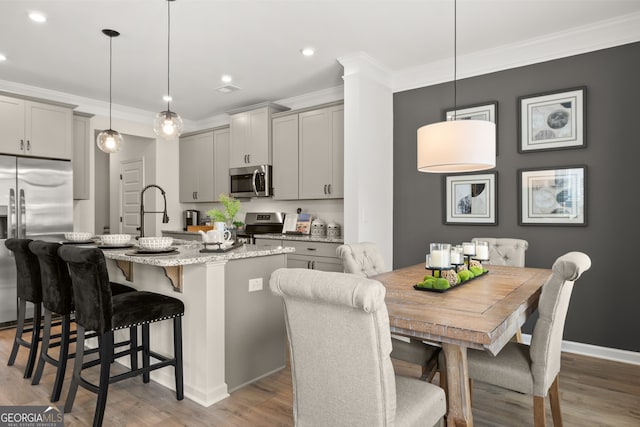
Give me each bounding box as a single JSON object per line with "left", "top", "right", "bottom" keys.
{"left": 393, "top": 42, "right": 640, "bottom": 352}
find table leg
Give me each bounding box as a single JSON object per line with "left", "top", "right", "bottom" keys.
{"left": 442, "top": 343, "right": 473, "bottom": 427}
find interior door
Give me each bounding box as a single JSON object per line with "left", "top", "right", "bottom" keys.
{"left": 120, "top": 158, "right": 143, "bottom": 235}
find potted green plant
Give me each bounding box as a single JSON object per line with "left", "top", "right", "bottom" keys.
{"left": 207, "top": 194, "right": 244, "bottom": 240}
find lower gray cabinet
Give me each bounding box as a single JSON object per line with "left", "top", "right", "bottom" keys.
{"left": 285, "top": 241, "right": 343, "bottom": 272}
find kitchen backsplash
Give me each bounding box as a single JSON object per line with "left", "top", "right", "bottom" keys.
{"left": 186, "top": 198, "right": 344, "bottom": 229}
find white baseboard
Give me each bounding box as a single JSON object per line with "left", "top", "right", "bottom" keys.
{"left": 521, "top": 334, "right": 640, "bottom": 366}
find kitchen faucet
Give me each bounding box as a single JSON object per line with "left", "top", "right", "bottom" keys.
{"left": 137, "top": 184, "right": 169, "bottom": 238}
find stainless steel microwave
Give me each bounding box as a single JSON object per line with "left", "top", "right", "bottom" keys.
{"left": 229, "top": 165, "right": 272, "bottom": 198}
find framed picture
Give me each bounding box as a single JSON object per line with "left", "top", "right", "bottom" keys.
{"left": 518, "top": 166, "right": 586, "bottom": 226}
{"left": 443, "top": 172, "right": 497, "bottom": 225}
{"left": 518, "top": 87, "right": 586, "bottom": 152}
{"left": 444, "top": 101, "right": 498, "bottom": 154}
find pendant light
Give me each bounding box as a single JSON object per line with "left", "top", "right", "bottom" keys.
{"left": 416, "top": 0, "right": 495, "bottom": 173}
{"left": 96, "top": 29, "right": 123, "bottom": 154}
{"left": 154, "top": 0, "right": 183, "bottom": 139}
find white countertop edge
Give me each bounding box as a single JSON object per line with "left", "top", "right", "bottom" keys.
{"left": 102, "top": 245, "right": 295, "bottom": 267}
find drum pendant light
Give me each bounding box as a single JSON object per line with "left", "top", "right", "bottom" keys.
{"left": 96, "top": 29, "right": 124, "bottom": 154}
{"left": 416, "top": 0, "right": 495, "bottom": 173}
{"left": 154, "top": 0, "right": 183, "bottom": 139}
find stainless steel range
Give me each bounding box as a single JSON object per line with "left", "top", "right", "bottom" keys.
{"left": 237, "top": 212, "right": 285, "bottom": 244}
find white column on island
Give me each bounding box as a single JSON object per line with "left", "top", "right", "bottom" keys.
{"left": 338, "top": 52, "right": 394, "bottom": 269}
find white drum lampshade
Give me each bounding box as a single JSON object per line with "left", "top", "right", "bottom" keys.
{"left": 417, "top": 120, "right": 496, "bottom": 173}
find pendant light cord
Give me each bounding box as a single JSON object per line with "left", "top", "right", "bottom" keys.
{"left": 453, "top": 0, "right": 457, "bottom": 120}
{"left": 109, "top": 34, "right": 113, "bottom": 129}
{"left": 166, "top": 0, "right": 171, "bottom": 111}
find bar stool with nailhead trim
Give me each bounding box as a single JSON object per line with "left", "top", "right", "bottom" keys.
{"left": 5, "top": 238, "right": 43, "bottom": 379}
{"left": 28, "top": 240, "right": 138, "bottom": 402}
{"left": 58, "top": 245, "right": 184, "bottom": 427}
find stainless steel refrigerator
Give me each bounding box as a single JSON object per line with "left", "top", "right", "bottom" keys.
{"left": 0, "top": 155, "right": 73, "bottom": 324}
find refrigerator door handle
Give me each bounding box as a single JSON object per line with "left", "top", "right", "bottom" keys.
{"left": 9, "top": 188, "right": 16, "bottom": 238}
{"left": 19, "top": 189, "right": 26, "bottom": 238}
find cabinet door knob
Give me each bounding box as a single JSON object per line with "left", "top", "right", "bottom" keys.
{"left": 195, "top": 191, "right": 198, "bottom": 200}
{"left": 247, "top": 154, "right": 251, "bottom": 164}
{"left": 328, "top": 184, "right": 331, "bottom": 195}
{"left": 323, "top": 184, "right": 327, "bottom": 194}
{"left": 306, "top": 247, "right": 317, "bottom": 251}
{"left": 20, "top": 140, "right": 24, "bottom": 151}
{"left": 26, "top": 140, "right": 31, "bottom": 151}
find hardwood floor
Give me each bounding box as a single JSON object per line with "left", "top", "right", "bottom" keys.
{"left": 0, "top": 326, "right": 638, "bottom": 426}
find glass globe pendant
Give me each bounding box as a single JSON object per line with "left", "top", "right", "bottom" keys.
{"left": 154, "top": 0, "right": 183, "bottom": 140}
{"left": 97, "top": 29, "right": 123, "bottom": 154}
{"left": 154, "top": 110, "right": 183, "bottom": 139}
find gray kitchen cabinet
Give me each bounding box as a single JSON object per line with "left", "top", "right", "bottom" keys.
{"left": 72, "top": 112, "right": 93, "bottom": 200}
{"left": 228, "top": 103, "right": 287, "bottom": 168}
{"left": 272, "top": 114, "right": 299, "bottom": 200}
{"left": 285, "top": 240, "right": 343, "bottom": 272}
{"left": 213, "top": 127, "right": 230, "bottom": 201}
{"left": 298, "top": 104, "right": 343, "bottom": 199}
{"left": 179, "top": 126, "right": 230, "bottom": 203}
{"left": 0, "top": 94, "right": 73, "bottom": 159}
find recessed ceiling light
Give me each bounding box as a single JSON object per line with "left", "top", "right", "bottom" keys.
{"left": 301, "top": 47, "right": 315, "bottom": 57}
{"left": 28, "top": 12, "right": 47, "bottom": 23}
{"left": 221, "top": 75, "right": 232, "bottom": 84}
{"left": 0, "top": 54, "right": 6, "bottom": 61}
{"left": 163, "top": 95, "right": 172, "bottom": 102}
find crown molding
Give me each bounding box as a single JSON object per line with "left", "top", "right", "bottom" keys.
{"left": 393, "top": 11, "right": 640, "bottom": 93}
{"left": 338, "top": 51, "right": 393, "bottom": 88}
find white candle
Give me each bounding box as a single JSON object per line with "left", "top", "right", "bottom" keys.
{"left": 430, "top": 250, "right": 450, "bottom": 267}
{"left": 476, "top": 245, "right": 489, "bottom": 260}
{"left": 450, "top": 251, "right": 463, "bottom": 264}
{"left": 463, "top": 242, "right": 475, "bottom": 255}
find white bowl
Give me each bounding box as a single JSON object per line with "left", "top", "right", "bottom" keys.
{"left": 100, "top": 234, "right": 131, "bottom": 245}
{"left": 138, "top": 237, "right": 173, "bottom": 250}
{"left": 64, "top": 232, "right": 93, "bottom": 242}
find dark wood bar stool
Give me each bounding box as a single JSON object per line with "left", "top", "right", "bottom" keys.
{"left": 28, "top": 241, "right": 137, "bottom": 402}
{"left": 58, "top": 245, "right": 184, "bottom": 427}
{"left": 5, "top": 238, "right": 43, "bottom": 379}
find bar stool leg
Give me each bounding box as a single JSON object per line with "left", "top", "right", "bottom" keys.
{"left": 142, "top": 324, "right": 150, "bottom": 383}
{"left": 51, "top": 314, "right": 71, "bottom": 402}
{"left": 129, "top": 326, "right": 138, "bottom": 371}
{"left": 94, "top": 332, "right": 114, "bottom": 427}
{"left": 31, "top": 309, "right": 52, "bottom": 385}
{"left": 173, "top": 317, "right": 184, "bottom": 400}
{"left": 8, "top": 299, "right": 27, "bottom": 366}
{"left": 64, "top": 326, "right": 85, "bottom": 414}
{"left": 24, "top": 302, "right": 42, "bottom": 379}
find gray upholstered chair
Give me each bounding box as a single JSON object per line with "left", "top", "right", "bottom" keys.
{"left": 455, "top": 252, "right": 591, "bottom": 427}
{"left": 472, "top": 237, "right": 529, "bottom": 342}
{"left": 471, "top": 237, "right": 529, "bottom": 267}
{"left": 336, "top": 242, "right": 440, "bottom": 381}
{"left": 270, "top": 268, "right": 446, "bottom": 427}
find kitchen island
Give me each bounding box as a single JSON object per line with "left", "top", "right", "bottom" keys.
{"left": 101, "top": 242, "right": 295, "bottom": 407}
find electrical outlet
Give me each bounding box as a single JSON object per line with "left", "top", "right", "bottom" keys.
{"left": 248, "top": 278, "right": 263, "bottom": 292}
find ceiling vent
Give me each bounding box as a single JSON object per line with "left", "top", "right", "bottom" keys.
{"left": 216, "top": 84, "right": 241, "bottom": 94}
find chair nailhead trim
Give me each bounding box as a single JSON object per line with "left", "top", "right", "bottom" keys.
{"left": 113, "top": 312, "right": 184, "bottom": 331}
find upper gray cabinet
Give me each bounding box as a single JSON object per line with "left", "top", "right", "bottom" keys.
{"left": 228, "top": 103, "right": 288, "bottom": 168}
{"left": 272, "top": 103, "right": 344, "bottom": 200}
{"left": 0, "top": 94, "right": 73, "bottom": 160}
{"left": 72, "top": 112, "right": 93, "bottom": 200}
{"left": 179, "top": 127, "right": 230, "bottom": 203}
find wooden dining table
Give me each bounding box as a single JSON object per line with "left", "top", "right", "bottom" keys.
{"left": 372, "top": 262, "right": 551, "bottom": 427}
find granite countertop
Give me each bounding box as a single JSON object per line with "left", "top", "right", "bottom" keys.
{"left": 256, "top": 233, "right": 344, "bottom": 244}
{"left": 100, "top": 243, "right": 294, "bottom": 267}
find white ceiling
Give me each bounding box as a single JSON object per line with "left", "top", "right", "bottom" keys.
{"left": 1, "top": 0, "right": 639, "bottom": 123}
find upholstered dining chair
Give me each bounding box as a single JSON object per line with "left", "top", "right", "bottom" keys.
{"left": 270, "top": 268, "right": 446, "bottom": 427}
{"left": 472, "top": 237, "right": 529, "bottom": 342}
{"left": 337, "top": 242, "right": 440, "bottom": 381}
{"left": 58, "top": 246, "right": 184, "bottom": 427}
{"left": 444, "top": 251, "right": 591, "bottom": 427}
{"left": 471, "top": 237, "right": 529, "bottom": 267}
{"left": 4, "top": 238, "right": 42, "bottom": 379}
{"left": 28, "top": 240, "right": 137, "bottom": 402}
